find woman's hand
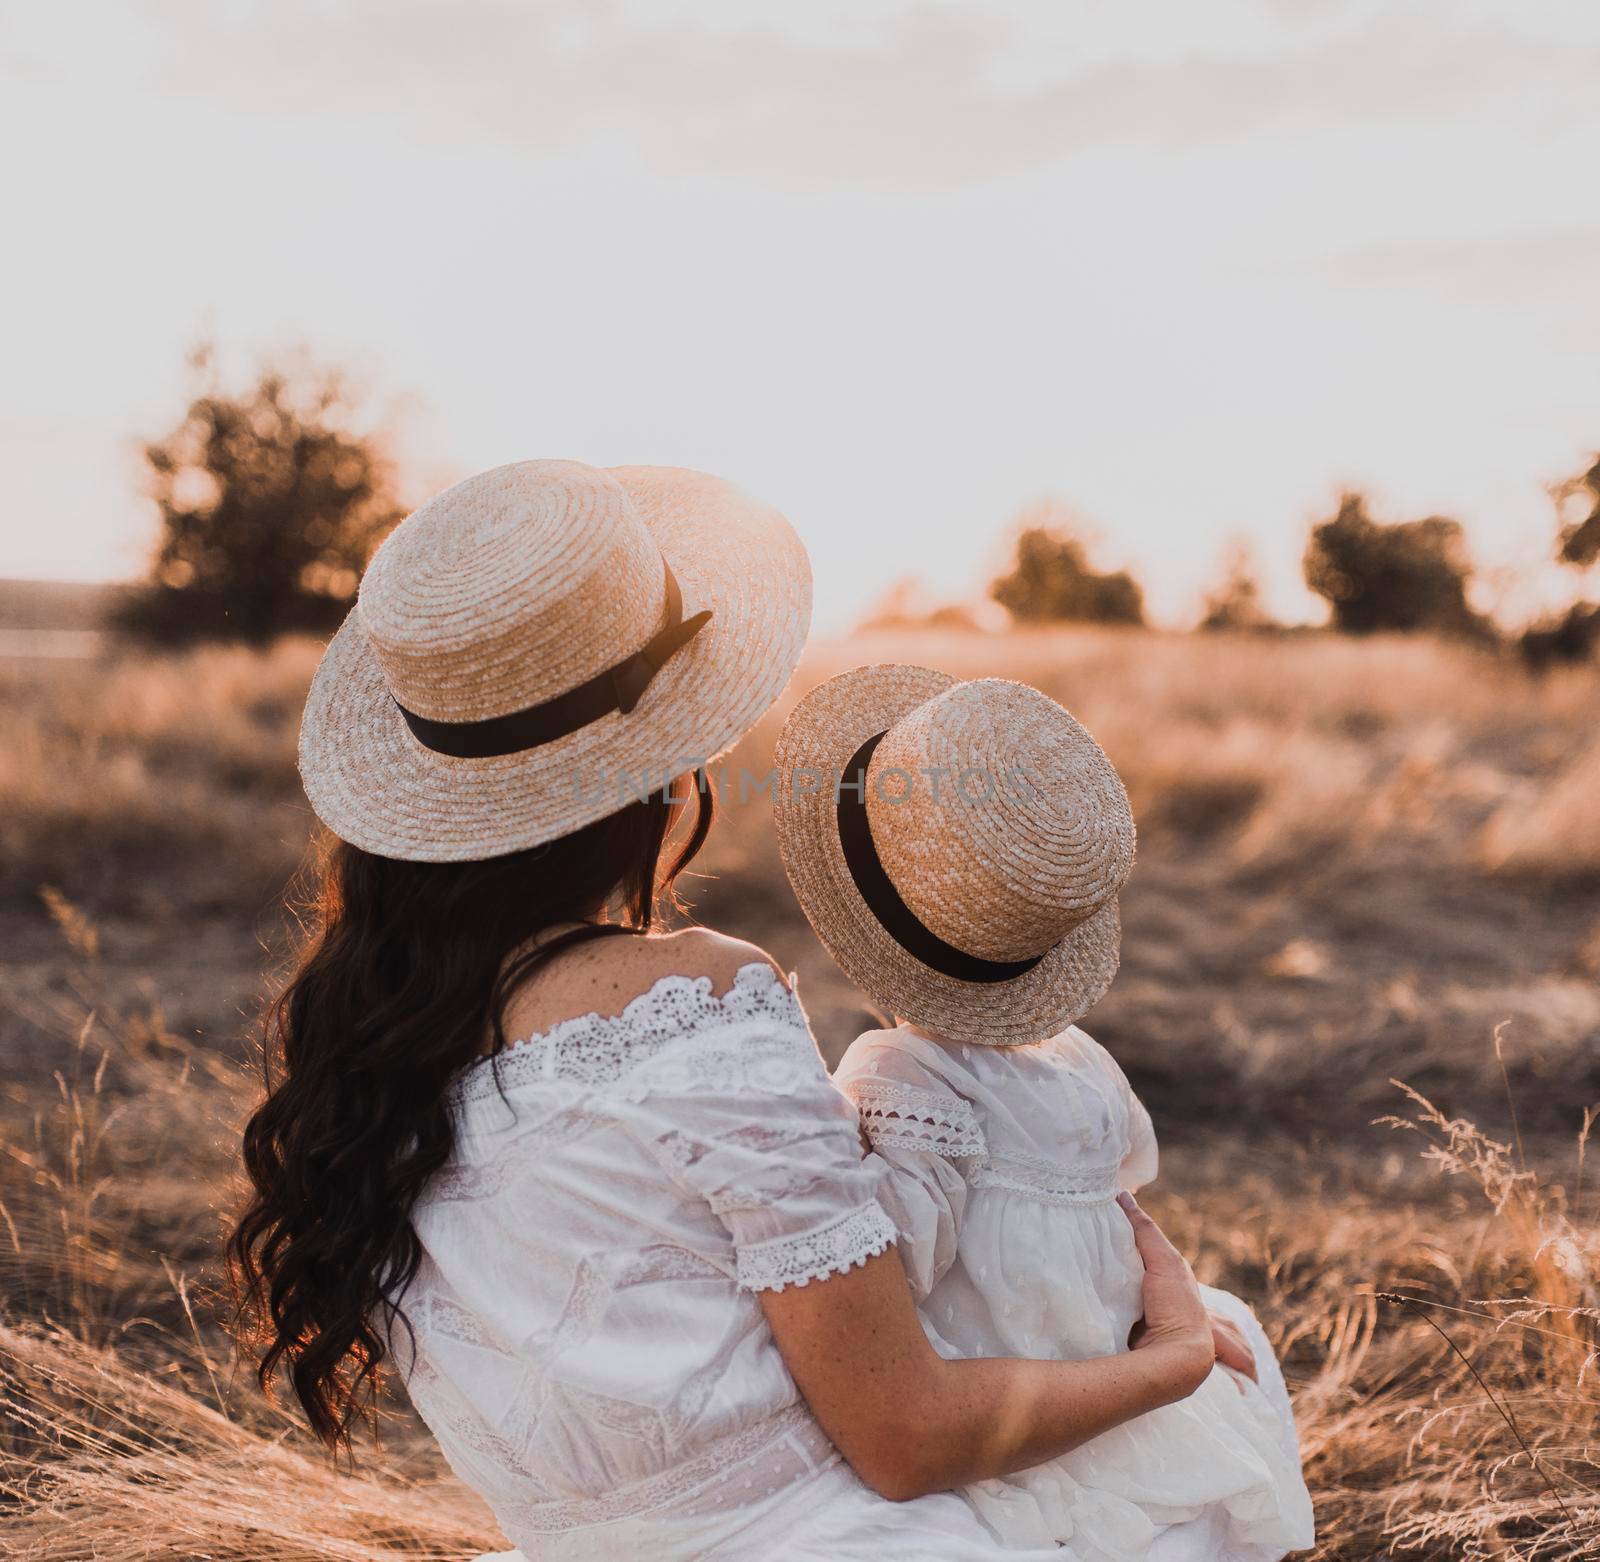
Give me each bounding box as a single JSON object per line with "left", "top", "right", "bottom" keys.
{"left": 761, "top": 1244, "right": 1217, "bottom": 1502}
{"left": 1117, "top": 1194, "right": 1259, "bottom": 1383}
{"left": 1117, "top": 1192, "right": 1215, "bottom": 1392}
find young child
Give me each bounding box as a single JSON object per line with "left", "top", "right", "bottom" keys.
{"left": 774, "top": 665, "right": 1315, "bottom": 1561}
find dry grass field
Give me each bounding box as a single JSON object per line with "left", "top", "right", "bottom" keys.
{"left": 2, "top": 625, "right": 1599, "bottom": 1559}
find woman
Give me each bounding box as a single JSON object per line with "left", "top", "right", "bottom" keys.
{"left": 230, "top": 460, "right": 1220, "bottom": 1559}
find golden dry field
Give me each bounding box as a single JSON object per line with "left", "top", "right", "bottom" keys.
{"left": 3, "top": 626, "right": 1599, "bottom": 1559}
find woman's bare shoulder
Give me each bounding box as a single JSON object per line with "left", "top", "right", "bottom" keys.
{"left": 630, "top": 926, "right": 784, "bottom": 990}
{"left": 501, "top": 926, "right": 785, "bottom": 1043}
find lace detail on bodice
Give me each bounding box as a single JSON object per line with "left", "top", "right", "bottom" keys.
{"left": 735, "top": 1201, "right": 898, "bottom": 1292}
{"left": 851, "top": 1080, "right": 987, "bottom": 1159}
{"left": 967, "top": 1148, "right": 1123, "bottom": 1207}
{"left": 451, "top": 961, "right": 805, "bottom": 1108}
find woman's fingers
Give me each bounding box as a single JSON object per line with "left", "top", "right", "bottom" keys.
{"left": 1210, "top": 1316, "right": 1258, "bottom": 1381}
{"left": 1117, "top": 1192, "right": 1211, "bottom": 1382}
{"left": 1118, "top": 1196, "right": 1262, "bottom": 1390}
{"left": 1115, "top": 1192, "right": 1187, "bottom": 1272}
{"left": 1115, "top": 1190, "right": 1162, "bottom": 1247}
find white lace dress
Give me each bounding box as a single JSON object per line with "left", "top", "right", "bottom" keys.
{"left": 835, "top": 1024, "right": 1316, "bottom": 1562}
{"left": 396, "top": 965, "right": 1066, "bottom": 1560}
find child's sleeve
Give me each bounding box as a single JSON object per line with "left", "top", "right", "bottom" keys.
{"left": 1110, "top": 1061, "right": 1159, "bottom": 1193}
{"left": 1077, "top": 1028, "right": 1160, "bottom": 1192}
{"left": 1120, "top": 1091, "right": 1159, "bottom": 1193}
{"left": 834, "top": 1038, "right": 987, "bottom": 1303}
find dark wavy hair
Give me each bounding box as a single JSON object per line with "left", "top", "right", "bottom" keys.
{"left": 227, "top": 772, "right": 713, "bottom": 1451}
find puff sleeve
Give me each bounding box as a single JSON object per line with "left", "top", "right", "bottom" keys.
{"left": 833, "top": 1036, "right": 986, "bottom": 1304}
{"left": 1119, "top": 1091, "right": 1159, "bottom": 1192}
{"left": 1110, "top": 1063, "right": 1159, "bottom": 1193}
{"left": 630, "top": 978, "right": 899, "bottom": 1292}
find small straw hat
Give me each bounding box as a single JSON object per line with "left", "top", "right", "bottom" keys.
{"left": 773, "top": 665, "right": 1135, "bottom": 1045}
{"left": 299, "top": 459, "right": 810, "bottom": 861}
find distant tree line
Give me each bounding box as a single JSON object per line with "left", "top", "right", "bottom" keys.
{"left": 989, "top": 466, "right": 1600, "bottom": 668}
{"left": 989, "top": 490, "right": 1502, "bottom": 640}
{"left": 120, "top": 347, "right": 1600, "bottom": 669}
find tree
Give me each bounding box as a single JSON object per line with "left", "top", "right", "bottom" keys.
{"left": 1519, "top": 450, "right": 1600, "bottom": 669}
{"left": 1302, "top": 492, "right": 1491, "bottom": 639}
{"left": 116, "top": 346, "right": 407, "bottom": 644}
{"left": 1519, "top": 602, "right": 1600, "bottom": 672}
{"left": 1198, "top": 540, "right": 1276, "bottom": 633}
{"left": 1555, "top": 453, "right": 1600, "bottom": 569}
{"left": 991, "top": 508, "right": 1145, "bottom": 626}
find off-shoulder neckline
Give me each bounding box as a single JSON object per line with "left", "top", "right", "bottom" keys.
{"left": 506, "top": 960, "right": 785, "bottom": 1053}
{"left": 449, "top": 961, "right": 799, "bottom": 1107}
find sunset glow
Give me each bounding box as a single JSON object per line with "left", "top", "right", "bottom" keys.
{"left": 2, "top": 0, "right": 1597, "bottom": 629}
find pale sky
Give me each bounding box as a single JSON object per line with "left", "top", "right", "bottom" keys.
{"left": 2, "top": 0, "right": 1597, "bottom": 629}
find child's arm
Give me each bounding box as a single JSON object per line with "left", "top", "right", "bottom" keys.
{"left": 1081, "top": 1032, "right": 1157, "bottom": 1192}
{"left": 836, "top": 1049, "right": 986, "bottom": 1304}
{"left": 1120, "top": 1091, "right": 1159, "bottom": 1192}
{"left": 863, "top": 1141, "right": 970, "bottom": 1303}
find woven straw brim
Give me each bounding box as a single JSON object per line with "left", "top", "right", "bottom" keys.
{"left": 773, "top": 664, "right": 1121, "bottom": 1046}
{"left": 299, "top": 467, "right": 811, "bottom": 861}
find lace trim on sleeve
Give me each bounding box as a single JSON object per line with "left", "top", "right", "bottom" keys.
{"left": 847, "top": 1080, "right": 986, "bottom": 1159}
{"left": 734, "top": 1199, "right": 898, "bottom": 1292}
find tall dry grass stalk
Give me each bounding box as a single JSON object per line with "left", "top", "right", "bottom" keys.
{"left": 1365, "top": 1078, "right": 1600, "bottom": 1557}
{"left": 1264, "top": 1076, "right": 1600, "bottom": 1559}
{"left": 0, "top": 1322, "right": 502, "bottom": 1562}
{"left": 0, "top": 897, "right": 506, "bottom": 1560}
{"left": 1, "top": 889, "right": 244, "bottom": 1336}
{"left": 0, "top": 637, "right": 318, "bottom": 891}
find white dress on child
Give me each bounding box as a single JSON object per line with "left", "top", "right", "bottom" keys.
{"left": 835, "top": 1023, "right": 1316, "bottom": 1562}
{"left": 396, "top": 965, "right": 1070, "bottom": 1561}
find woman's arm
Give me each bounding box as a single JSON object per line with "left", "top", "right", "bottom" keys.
{"left": 760, "top": 1192, "right": 1213, "bottom": 1502}
{"left": 631, "top": 945, "right": 1210, "bottom": 1499}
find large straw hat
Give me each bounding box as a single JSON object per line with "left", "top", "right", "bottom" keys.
{"left": 299, "top": 460, "right": 810, "bottom": 861}
{"left": 774, "top": 665, "right": 1135, "bottom": 1045}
